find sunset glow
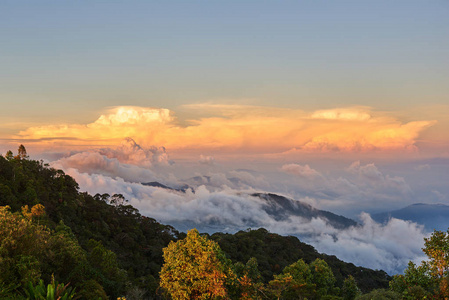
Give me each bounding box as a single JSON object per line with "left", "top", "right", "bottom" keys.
{"left": 1, "top": 0, "right": 448, "bottom": 282}
{"left": 8, "top": 105, "right": 439, "bottom": 157}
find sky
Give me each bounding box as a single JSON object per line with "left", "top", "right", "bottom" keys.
{"left": 1, "top": 1, "right": 449, "bottom": 274}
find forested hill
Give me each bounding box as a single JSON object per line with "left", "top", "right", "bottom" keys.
{"left": 0, "top": 149, "right": 180, "bottom": 298}
{"left": 0, "top": 148, "right": 390, "bottom": 298}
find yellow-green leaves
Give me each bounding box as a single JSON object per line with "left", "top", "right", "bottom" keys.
{"left": 160, "top": 229, "right": 234, "bottom": 299}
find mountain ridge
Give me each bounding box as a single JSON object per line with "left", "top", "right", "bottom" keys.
{"left": 252, "top": 192, "right": 358, "bottom": 229}
{"left": 372, "top": 203, "right": 449, "bottom": 232}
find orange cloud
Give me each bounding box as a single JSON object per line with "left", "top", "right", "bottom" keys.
{"left": 13, "top": 105, "right": 436, "bottom": 155}
{"left": 310, "top": 107, "right": 372, "bottom": 121}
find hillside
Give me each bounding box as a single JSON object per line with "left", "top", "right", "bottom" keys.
{"left": 210, "top": 229, "right": 389, "bottom": 293}
{"left": 0, "top": 149, "right": 390, "bottom": 298}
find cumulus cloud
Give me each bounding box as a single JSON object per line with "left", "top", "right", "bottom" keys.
{"left": 301, "top": 120, "right": 435, "bottom": 153}
{"left": 281, "top": 164, "right": 323, "bottom": 179}
{"left": 51, "top": 152, "right": 159, "bottom": 183}
{"left": 346, "top": 161, "right": 411, "bottom": 194}
{"left": 227, "top": 170, "right": 269, "bottom": 189}
{"left": 14, "top": 105, "right": 435, "bottom": 155}
{"left": 18, "top": 106, "right": 173, "bottom": 146}
{"left": 199, "top": 155, "right": 216, "bottom": 165}
{"left": 99, "top": 137, "right": 170, "bottom": 167}
{"left": 415, "top": 164, "right": 431, "bottom": 171}
{"left": 278, "top": 161, "right": 412, "bottom": 216}
{"left": 347, "top": 161, "right": 382, "bottom": 180}
{"left": 310, "top": 107, "right": 372, "bottom": 121}
{"left": 305, "top": 214, "right": 427, "bottom": 273}
{"left": 263, "top": 212, "right": 427, "bottom": 274}
{"left": 50, "top": 138, "right": 174, "bottom": 184}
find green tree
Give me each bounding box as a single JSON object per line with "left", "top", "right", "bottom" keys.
{"left": 234, "top": 257, "right": 264, "bottom": 299}
{"left": 5, "top": 150, "right": 14, "bottom": 161}
{"left": 389, "top": 230, "right": 449, "bottom": 299}
{"left": 0, "top": 183, "right": 17, "bottom": 208}
{"left": 268, "top": 274, "right": 294, "bottom": 300}
{"left": 424, "top": 230, "right": 449, "bottom": 277}
{"left": 0, "top": 205, "right": 111, "bottom": 298}
{"left": 267, "top": 259, "right": 315, "bottom": 299}
{"left": 423, "top": 230, "right": 449, "bottom": 298}
{"left": 389, "top": 261, "right": 434, "bottom": 299}
{"left": 356, "top": 288, "right": 400, "bottom": 300}
{"left": 284, "top": 259, "right": 313, "bottom": 286}
{"left": 0, "top": 205, "right": 50, "bottom": 292}
{"left": 16, "top": 144, "right": 29, "bottom": 160}
{"left": 86, "top": 239, "right": 127, "bottom": 297}
{"left": 342, "top": 276, "right": 360, "bottom": 300}
{"left": 159, "top": 228, "right": 235, "bottom": 299}
{"left": 310, "top": 258, "right": 336, "bottom": 298}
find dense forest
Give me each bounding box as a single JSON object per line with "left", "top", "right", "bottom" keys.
{"left": 0, "top": 146, "right": 448, "bottom": 299}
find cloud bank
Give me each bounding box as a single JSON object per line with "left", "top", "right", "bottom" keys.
{"left": 62, "top": 165, "right": 427, "bottom": 274}
{"left": 278, "top": 162, "right": 412, "bottom": 216}
{"left": 47, "top": 140, "right": 432, "bottom": 275}
{"left": 51, "top": 138, "right": 174, "bottom": 185}
{"left": 15, "top": 105, "right": 435, "bottom": 155}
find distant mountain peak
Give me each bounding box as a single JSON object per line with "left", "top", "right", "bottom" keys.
{"left": 410, "top": 203, "right": 448, "bottom": 207}
{"left": 252, "top": 192, "right": 358, "bottom": 229}
{"left": 372, "top": 203, "right": 449, "bottom": 232}
{"left": 142, "top": 181, "right": 191, "bottom": 192}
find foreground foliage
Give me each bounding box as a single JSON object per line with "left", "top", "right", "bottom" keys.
{"left": 24, "top": 276, "right": 77, "bottom": 300}
{"left": 160, "top": 229, "right": 234, "bottom": 299}
{"left": 160, "top": 227, "right": 449, "bottom": 299}
{"left": 160, "top": 229, "right": 368, "bottom": 299}
{"left": 389, "top": 229, "right": 449, "bottom": 299}
{"left": 0, "top": 204, "right": 109, "bottom": 298}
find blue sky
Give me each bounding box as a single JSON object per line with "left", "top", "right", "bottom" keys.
{"left": 1, "top": 1, "right": 447, "bottom": 126}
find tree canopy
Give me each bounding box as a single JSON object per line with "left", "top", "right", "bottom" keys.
{"left": 160, "top": 228, "right": 234, "bottom": 299}
{"left": 389, "top": 229, "right": 449, "bottom": 299}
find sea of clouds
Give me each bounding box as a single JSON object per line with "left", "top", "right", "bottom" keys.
{"left": 48, "top": 138, "right": 435, "bottom": 274}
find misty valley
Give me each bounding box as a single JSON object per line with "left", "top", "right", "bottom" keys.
{"left": 1, "top": 144, "right": 449, "bottom": 299}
